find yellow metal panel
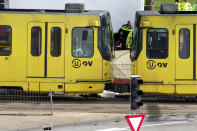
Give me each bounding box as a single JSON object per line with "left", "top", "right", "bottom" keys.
{"left": 157, "top": 85, "right": 175, "bottom": 94}
{"left": 28, "top": 82, "right": 39, "bottom": 92}
{"left": 67, "top": 28, "right": 102, "bottom": 81}
{"left": 103, "top": 60, "right": 111, "bottom": 80}
{"left": 176, "top": 85, "right": 197, "bottom": 95}
{"left": 141, "top": 21, "right": 151, "bottom": 27}
{"left": 40, "top": 83, "right": 64, "bottom": 92}
{"left": 0, "top": 12, "right": 106, "bottom": 94}
{"left": 134, "top": 15, "right": 197, "bottom": 96}
{"left": 65, "top": 83, "right": 105, "bottom": 94}
{"left": 176, "top": 80, "right": 197, "bottom": 85}
{"left": 0, "top": 82, "right": 28, "bottom": 91}
{"left": 141, "top": 84, "right": 175, "bottom": 95}
{"left": 27, "top": 22, "right": 45, "bottom": 77}
{"left": 175, "top": 25, "right": 193, "bottom": 79}
{"left": 89, "top": 20, "right": 99, "bottom": 27}
{"left": 0, "top": 16, "right": 28, "bottom": 81}
{"left": 136, "top": 28, "right": 174, "bottom": 84}
{"left": 47, "top": 23, "right": 65, "bottom": 78}
{"left": 141, "top": 84, "right": 157, "bottom": 94}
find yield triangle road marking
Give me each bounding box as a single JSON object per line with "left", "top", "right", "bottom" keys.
{"left": 125, "top": 114, "right": 145, "bottom": 131}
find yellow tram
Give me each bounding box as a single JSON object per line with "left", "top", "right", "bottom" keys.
{"left": 0, "top": 4, "right": 113, "bottom": 94}
{"left": 132, "top": 4, "right": 197, "bottom": 96}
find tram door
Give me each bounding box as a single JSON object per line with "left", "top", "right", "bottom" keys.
{"left": 27, "top": 22, "right": 65, "bottom": 78}
{"left": 175, "top": 25, "right": 193, "bottom": 80}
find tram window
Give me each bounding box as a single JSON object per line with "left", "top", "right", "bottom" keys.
{"left": 133, "top": 28, "right": 142, "bottom": 60}
{"left": 31, "top": 27, "right": 42, "bottom": 56}
{"left": 179, "top": 29, "right": 190, "bottom": 59}
{"left": 51, "top": 27, "right": 61, "bottom": 57}
{"left": 147, "top": 28, "right": 168, "bottom": 59}
{"left": 0, "top": 25, "right": 12, "bottom": 56}
{"left": 98, "top": 26, "right": 112, "bottom": 61}
{"left": 72, "top": 28, "right": 93, "bottom": 58}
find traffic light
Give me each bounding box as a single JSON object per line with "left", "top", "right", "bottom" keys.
{"left": 130, "top": 76, "right": 143, "bottom": 110}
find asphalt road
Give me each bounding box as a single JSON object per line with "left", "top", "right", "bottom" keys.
{"left": 50, "top": 114, "right": 197, "bottom": 131}
{"left": 2, "top": 95, "right": 197, "bottom": 131}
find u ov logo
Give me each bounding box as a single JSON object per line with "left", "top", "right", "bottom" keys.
{"left": 72, "top": 59, "right": 81, "bottom": 68}
{"left": 147, "top": 60, "right": 156, "bottom": 70}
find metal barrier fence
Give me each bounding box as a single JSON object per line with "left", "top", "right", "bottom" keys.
{"left": 0, "top": 89, "right": 53, "bottom": 116}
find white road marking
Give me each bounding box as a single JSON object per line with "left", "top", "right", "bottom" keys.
{"left": 95, "top": 128, "right": 129, "bottom": 131}
{"left": 95, "top": 121, "right": 188, "bottom": 131}
{"left": 142, "top": 121, "right": 188, "bottom": 128}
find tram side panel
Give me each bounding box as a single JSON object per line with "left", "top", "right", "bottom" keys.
{"left": 175, "top": 23, "right": 197, "bottom": 95}
{"left": 66, "top": 18, "right": 104, "bottom": 93}
{"left": 0, "top": 13, "right": 29, "bottom": 90}
{"left": 133, "top": 16, "right": 176, "bottom": 95}
{"left": 133, "top": 12, "right": 197, "bottom": 95}
{"left": 0, "top": 12, "right": 111, "bottom": 94}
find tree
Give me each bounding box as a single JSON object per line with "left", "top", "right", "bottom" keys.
{"left": 144, "top": 0, "right": 154, "bottom": 10}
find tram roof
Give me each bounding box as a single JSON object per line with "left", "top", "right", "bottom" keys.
{"left": 137, "top": 10, "right": 197, "bottom": 17}
{"left": 135, "top": 11, "right": 197, "bottom": 27}
{"left": 0, "top": 9, "right": 108, "bottom": 16}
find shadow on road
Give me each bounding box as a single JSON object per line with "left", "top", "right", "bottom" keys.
{"left": 145, "top": 103, "right": 161, "bottom": 122}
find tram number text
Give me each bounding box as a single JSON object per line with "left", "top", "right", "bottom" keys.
{"left": 147, "top": 60, "right": 167, "bottom": 70}
{"left": 72, "top": 59, "right": 93, "bottom": 68}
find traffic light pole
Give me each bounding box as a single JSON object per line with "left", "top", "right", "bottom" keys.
{"left": 130, "top": 75, "right": 143, "bottom": 110}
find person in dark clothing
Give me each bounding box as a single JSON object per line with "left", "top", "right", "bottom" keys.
{"left": 117, "top": 21, "right": 132, "bottom": 49}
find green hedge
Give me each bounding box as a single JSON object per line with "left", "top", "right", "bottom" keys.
{"left": 144, "top": 0, "right": 197, "bottom": 11}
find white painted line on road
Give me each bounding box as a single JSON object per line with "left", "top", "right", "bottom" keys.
{"left": 95, "top": 121, "right": 188, "bottom": 131}
{"left": 142, "top": 121, "right": 188, "bottom": 128}
{"left": 95, "top": 128, "right": 129, "bottom": 131}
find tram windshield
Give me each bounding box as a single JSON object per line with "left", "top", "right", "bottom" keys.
{"left": 147, "top": 28, "right": 168, "bottom": 59}
{"left": 131, "top": 28, "right": 168, "bottom": 61}
{"left": 98, "top": 13, "right": 113, "bottom": 61}
{"left": 131, "top": 27, "right": 142, "bottom": 61}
